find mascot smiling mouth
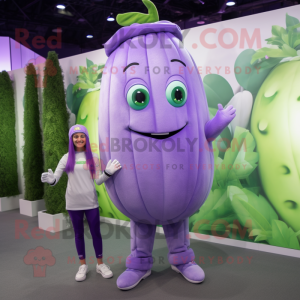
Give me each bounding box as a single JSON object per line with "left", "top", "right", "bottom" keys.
{"left": 129, "top": 123, "right": 187, "bottom": 140}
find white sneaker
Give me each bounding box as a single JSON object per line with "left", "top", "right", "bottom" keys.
{"left": 75, "top": 264, "right": 89, "bottom": 282}
{"left": 96, "top": 263, "right": 113, "bottom": 278}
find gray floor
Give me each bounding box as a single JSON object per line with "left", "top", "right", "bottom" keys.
{"left": 1, "top": 209, "right": 300, "bottom": 300}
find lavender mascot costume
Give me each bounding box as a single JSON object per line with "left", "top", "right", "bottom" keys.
{"left": 98, "top": 0, "right": 236, "bottom": 290}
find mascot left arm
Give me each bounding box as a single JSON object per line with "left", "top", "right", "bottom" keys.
{"left": 205, "top": 104, "right": 236, "bottom": 141}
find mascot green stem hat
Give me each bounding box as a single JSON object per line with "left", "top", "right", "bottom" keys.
{"left": 104, "top": 0, "right": 182, "bottom": 56}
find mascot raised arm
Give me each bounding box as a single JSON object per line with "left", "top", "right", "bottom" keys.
{"left": 98, "top": 0, "right": 235, "bottom": 290}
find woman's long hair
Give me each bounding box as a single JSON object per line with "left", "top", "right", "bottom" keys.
{"left": 65, "top": 134, "right": 96, "bottom": 179}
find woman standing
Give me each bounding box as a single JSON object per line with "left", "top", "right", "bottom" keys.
{"left": 41, "top": 124, "right": 121, "bottom": 282}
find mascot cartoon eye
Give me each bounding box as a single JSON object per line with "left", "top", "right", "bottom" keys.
{"left": 166, "top": 81, "right": 187, "bottom": 107}
{"left": 126, "top": 84, "right": 150, "bottom": 110}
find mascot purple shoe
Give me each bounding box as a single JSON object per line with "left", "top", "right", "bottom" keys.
{"left": 98, "top": 0, "right": 236, "bottom": 290}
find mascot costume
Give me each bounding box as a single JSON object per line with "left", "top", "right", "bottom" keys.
{"left": 98, "top": 0, "right": 236, "bottom": 290}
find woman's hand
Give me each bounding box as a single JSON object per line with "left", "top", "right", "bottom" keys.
{"left": 41, "top": 169, "right": 56, "bottom": 184}
{"left": 105, "top": 159, "right": 122, "bottom": 176}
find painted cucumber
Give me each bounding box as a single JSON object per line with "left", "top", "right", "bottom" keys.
{"left": 251, "top": 61, "right": 300, "bottom": 232}
{"left": 76, "top": 90, "right": 129, "bottom": 221}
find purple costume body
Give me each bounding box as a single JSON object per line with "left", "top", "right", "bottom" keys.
{"left": 98, "top": 19, "right": 235, "bottom": 284}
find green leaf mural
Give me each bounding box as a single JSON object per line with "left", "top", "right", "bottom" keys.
{"left": 230, "top": 191, "right": 273, "bottom": 232}
{"left": 203, "top": 74, "right": 234, "bottom": 109}
{"left": 213, "top": 127, "right": 258, "bottom": 189}
{"left": 216, "top": 14, "right": 300, "bottom": 247}
{"left": 234, "top": 49, "right": 272, "bottom": 98}
{"left": 66, "top": 84, "right": 84, "bottom": 119}
{"left": 190, "top": 128, "right": 258, "bottom": 235}
{"left": 189, "top": 125, "right": 300, "bottom": 250}
{"left": 196, "top": 16, "right": 300, "bottom": 248}
{"left": 268, "top": 220, "right": 300, "bottom": 250}
{"left": 248, "top": 13, "right": 300, "bottom": 74}
{"left": 286, "top": 14, "right": 299, "bottom": 28}
{"left": 66, "top": 58, "right": 104, "bottom": 119}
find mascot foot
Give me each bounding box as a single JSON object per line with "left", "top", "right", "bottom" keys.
{"left": 171, "top": 262, "right": 205, "bottom": 284}
{"left": 117, "top": 269, "right": 151, "bottom": 290}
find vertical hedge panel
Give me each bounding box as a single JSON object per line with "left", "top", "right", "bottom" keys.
{"left": 42, "top": 52, "right": 69, "bottom": 214}
{"left": 23, "top": 63, "right": 44, "bottom": 200}
{"left": 0, "top": 71, "right": 19, "bottom": 197}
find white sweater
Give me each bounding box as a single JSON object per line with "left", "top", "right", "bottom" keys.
{"left": 51, "top": 151, "right": 109, "bottom": 210}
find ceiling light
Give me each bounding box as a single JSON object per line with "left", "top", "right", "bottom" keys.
{"left": 197, "top": 21, "right": 205, "bottom": 25}
{"left": 107, "top": 13, "right": 115, "bottom": 21}
{"left": 86, "top": 35, "right": 93, "bottom": 38}
{"left": 56, "top": 4, "right": 65, "bottom": 9}
{"left": 226, "top": 1, "right": 236, "bottom": 6}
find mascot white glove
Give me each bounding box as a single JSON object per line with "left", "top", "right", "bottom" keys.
{"left": 105, "top": 159, "right": 122, "bottom": 176}
{"left": 41, "top": 169, "right": 56, "bottom": 184}
{"left": 95, "top": 159, "right": 121, "bottom": 185}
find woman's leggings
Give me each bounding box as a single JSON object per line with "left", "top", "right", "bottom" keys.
{"left": 68, "top": 207, "right": 103, "bottom": 260}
